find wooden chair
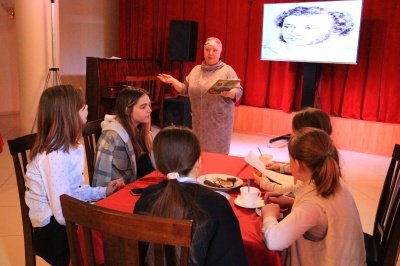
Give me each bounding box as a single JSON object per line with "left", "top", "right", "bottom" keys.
{"left": 7, "top": 133, "right": 37, "bottom": 266}
{"left": 60, "top": 194, "right": 192, "bottom": 266}
{"left": 82, "top": 119, "right": 103, "bottom": 186}
{"left": 126, "top": 75, "right": 166, "bottom": 127}
{"left": 364, "top": 144, "right": 400, "bottom": 266}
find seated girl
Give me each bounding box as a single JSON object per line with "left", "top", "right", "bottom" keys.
{"left": 261, "top": 127, "right": 366, "bottom": 265}
{"left": 134, "top": 126, "right": 248, "bottom": 265}
{"left": 254, "top": 107, "right": 332, "bottom": 194}
{"left": 25, "top": 85, "right": 124, "bottom": 265}
{"left": 92, "top": 87, "right": 155, "bottom": 187}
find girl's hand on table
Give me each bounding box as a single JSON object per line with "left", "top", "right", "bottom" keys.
{"left": 264, "top": 192, "right": 294, "bottom": 209}
{"left": 106, "top": 178, "right": 125, "bottom": 196}
{"left": 261, "top": 203, "right": 280, "bottom": 219}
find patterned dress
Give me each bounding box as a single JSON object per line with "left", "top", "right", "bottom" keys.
{"left": 182, "top": 60, "right": 243, "bottom": 154}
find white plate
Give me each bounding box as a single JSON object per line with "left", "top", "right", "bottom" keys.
{"left": 197, "top": 174, "right": 243, "bottom": 191}
{"left": 234, "top": 196, "right": 265, "bottom": 209}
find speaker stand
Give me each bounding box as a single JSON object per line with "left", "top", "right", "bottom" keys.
{"left": 301, "top": 63, "right": 319, "bottom": 107}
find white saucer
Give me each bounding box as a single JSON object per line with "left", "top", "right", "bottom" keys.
{"left": 234, "top": 196, "right": 264, "bottom": 209}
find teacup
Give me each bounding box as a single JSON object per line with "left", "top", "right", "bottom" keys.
{"left": 240, "top": 186, "right": 261, "bottom": 207}
{"left": 260, "top": 153, "right": 273, "bottom": 165}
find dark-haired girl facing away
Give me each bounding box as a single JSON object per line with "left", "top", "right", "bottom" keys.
{"left": 92, "top": 87, "right": 155, "bottom": 187}
{"left": 134, "top": 126, "right": 248, "bottom": 266}
{"left": 25, "top": 85, "right": 123, "bottom": 265}
{"left": 261, "top": 128, "right": 365, "bottom": 265}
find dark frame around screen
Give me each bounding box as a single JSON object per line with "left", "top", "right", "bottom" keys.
{"left": 261, "top": 0, "right": 363, "bottom": 64}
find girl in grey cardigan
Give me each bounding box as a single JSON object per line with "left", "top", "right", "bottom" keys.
{"left": 92, "top": 87, "right": 155, "bottom": 187}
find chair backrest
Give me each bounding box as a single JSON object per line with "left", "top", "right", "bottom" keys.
{"left": 82, "top": 119, "right": 103, "bottom": 186}
{"left": 373, "top": 143, "right": 400, "bottom": 265}
{"left": 379, "top": 180, "right": 400, "bottom": 266}
{"left": 126, "top": 75, "right": 162, "bottom": 104}
{"left": 60, "top": 194, "right": 193, "bottom": 266}
{"left": 7, "top": 133, "right": 37, "bottom": 266}
{"left": 126, "top": 75, "right": 166, "bottom": 127}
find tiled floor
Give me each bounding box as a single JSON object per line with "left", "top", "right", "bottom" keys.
{"left": 0, "top": 114, "right": 392, "bottom": 265}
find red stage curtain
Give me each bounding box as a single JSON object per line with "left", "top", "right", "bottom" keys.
{"left": 118, "top": 0, "right": 400, "bottom": 124}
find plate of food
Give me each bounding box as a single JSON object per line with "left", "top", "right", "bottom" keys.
{"left": 197, "top": 174, "right": 243, "bottom": 191}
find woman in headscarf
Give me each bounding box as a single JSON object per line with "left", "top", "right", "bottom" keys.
{"left": 157, "top": 37, "right": 243, "bottom": 154}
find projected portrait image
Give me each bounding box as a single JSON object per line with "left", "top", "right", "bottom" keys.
{"left": 261, "top": 1, "right": 363, "bottom": 64}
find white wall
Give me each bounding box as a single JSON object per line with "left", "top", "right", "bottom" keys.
{"left": 0, "top": 0, "right": 19, "bottom": 114}
{"left": 0, "top": 0, "right": 118, "bottom": 114}
{"left": 59, "top": 0, "right": 119, "bottom": 91}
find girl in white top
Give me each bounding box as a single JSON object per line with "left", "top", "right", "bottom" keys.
{"left": 25, "top": 85, "right": 124, "bottom": 266}
{"left": 261, "top": 128, "right": 366, "bottom": 266}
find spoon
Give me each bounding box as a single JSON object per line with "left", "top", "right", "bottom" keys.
{"left": 257, "top": 146, "right": 263, "bottom": 157}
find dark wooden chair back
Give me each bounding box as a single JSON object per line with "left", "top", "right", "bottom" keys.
{"left": 7, "top": 133, "right": 37, "bottom": 266}
{"left": 126, "top": 75, "right": 166, "bottom": 127}
{"left": 365, "top": 143, "right": 400, "bottom": 265}
{"left": 378, "top": 179, "right": 400, "bottom": 266}
{"left": 82, "top": 119, "right": 103, "bottom": 186}
{"left": 60, "top": 194, "right": 193, "bottom": 266}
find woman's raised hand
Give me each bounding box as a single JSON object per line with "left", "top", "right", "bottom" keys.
{"left": 157, "top": 73, "right": 174, "bottom": 84}
{"left": 157, "top": 74, "right": 183, "bottom": 93}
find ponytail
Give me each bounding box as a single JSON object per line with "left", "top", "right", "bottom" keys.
{"left": 289, "top": 127, "right": 341, "bottom": 197}
{"left": 146, "top": 126, "right": 207, "bottom": 265}
{"left": 312, "top": 152, "right": 341, "bottom": 197}
{"left": 150, "top": 126, "right": 206, "bottom": 221}
{"left": 150, "top": 180, "right": 188, "bottom": 218}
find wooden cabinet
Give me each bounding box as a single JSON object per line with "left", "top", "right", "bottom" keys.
{"left": 85, "top": 57, "right": 162, "bottom": 121}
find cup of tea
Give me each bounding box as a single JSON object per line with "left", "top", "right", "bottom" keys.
{"left": 260, "top": 153, "right": 273, "bottom": 165}
{"left": 240, "top": 186, "right": 261, "bottom": 207}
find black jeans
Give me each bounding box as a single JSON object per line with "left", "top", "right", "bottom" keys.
{"left": 33, "top": 216, "right": 70, "bottom": 266}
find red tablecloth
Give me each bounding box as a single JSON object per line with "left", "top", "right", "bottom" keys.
{"left": 80, "top": 152, "right": 282, "bottom": 266}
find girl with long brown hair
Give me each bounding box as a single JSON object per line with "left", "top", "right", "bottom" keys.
{"left": 261, "top": 128, "right": 365, "bottom": 265}
{"left": 92, "top": 87, "right": 155, "bottom": 186}
{"left": 25, "top": 85, "right": 123, "bottom": 265}
{"left": 134, "top": 126, "right": 247, "bottom": 265}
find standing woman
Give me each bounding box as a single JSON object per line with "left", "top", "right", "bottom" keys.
{"left": 157, "top": 37, "right": 243, "bottom": 154}
{"left": 92, "top": 87, "right": 155, "bottom": 187}
{"left": 134, "top": 126, "right": 247, "bottom": 265}
{"left": 25, "top": 85, "right": 123, "bottom": 265}
{"left": 261, "top": 128, "right": 365, "bottom": 265}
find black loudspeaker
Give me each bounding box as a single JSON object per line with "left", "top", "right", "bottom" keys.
{"left": 168, "top": 20, "right": 198, "bottom": 61}
{"left": 163, "top": 96, "right": 192, "bottom": 128}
